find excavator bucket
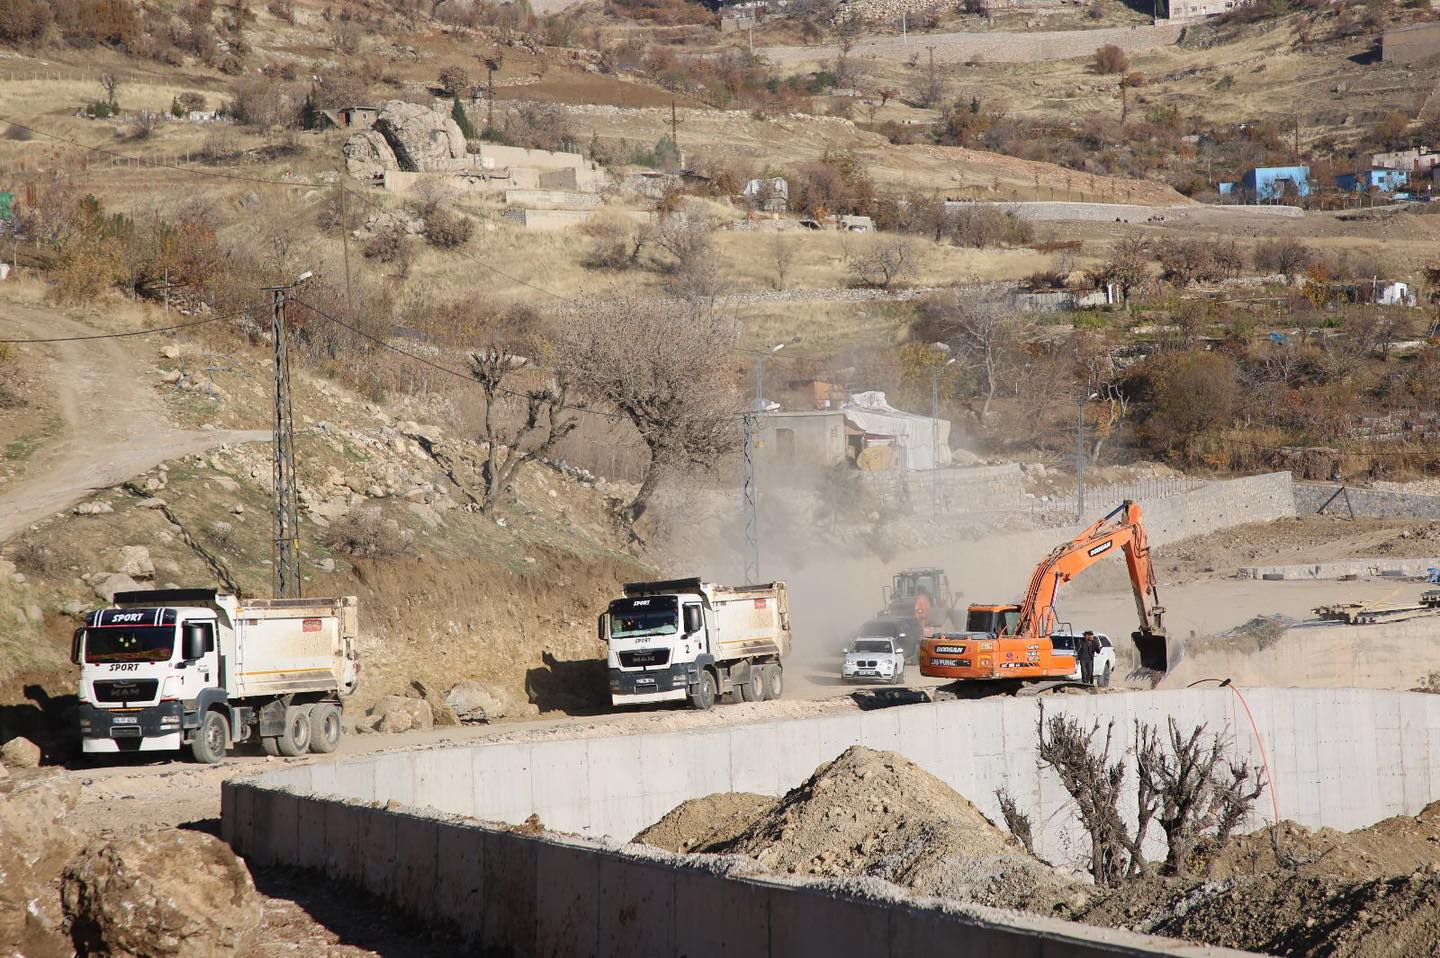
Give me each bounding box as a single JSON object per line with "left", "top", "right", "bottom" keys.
{"left": 1131, "top": 629, "right": 1170, "bottom": 676}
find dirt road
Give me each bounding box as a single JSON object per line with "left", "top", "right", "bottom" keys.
{"left": 0, "top": 303, "right": 268, "bottom": 543}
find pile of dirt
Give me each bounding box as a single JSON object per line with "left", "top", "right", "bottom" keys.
{"left": 1083, "top": 871, "right": 1440, "bottom": 957}
{"left": 1081, "top": 803, "right": 1440, "bottom": 955}
{"left": 637, "top": 746, "right": 1092, "bottom": 914}
{"left": 1207, "top": 802, "right": 1440, "bottom": 881}
{"left": 634, "top": 793, "right": 778, "bottom": 853}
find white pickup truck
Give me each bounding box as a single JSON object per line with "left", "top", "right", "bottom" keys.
{"left": 841, "top": 637, "right": 906, "bottom": 684}
{"left": 74, "top": 588, "right": 359, "bottom": 763}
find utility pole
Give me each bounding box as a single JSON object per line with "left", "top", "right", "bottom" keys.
{"left": 1075, "top": 387, "right": 1088, "bottom": 522}
{"left": 338, "top": 179, "right": 352, "bottom": 306}
{"left": 902, "top": 10, "right": 907, "bottom": 42}
{"left": 263, "top": 274, "right": 311, "bottom": 598}
{"left": 741, "top": 343, "right": 785, "bottom": 583}
{"left": 929, "top": 353, "right": 954, "bottom": 522}
{"left": 669, "top": 100, "right": 681, "bottom": 154}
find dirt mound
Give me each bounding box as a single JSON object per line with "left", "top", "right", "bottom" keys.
{"left": 1207, "top": 803, "right": 1440, "bottom": 881}
{"left": 634, "top": 793, "right": 778, "bottom": 853}
{"left": 1084, "top": 871, "right": 1440, "bottom": 957}
{"left": 660, "top": 746, "right": 1091, "bottom": 914}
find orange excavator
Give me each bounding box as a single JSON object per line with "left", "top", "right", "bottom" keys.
{"left": 919, "top": 500, "right": 1170, "bottom": 682}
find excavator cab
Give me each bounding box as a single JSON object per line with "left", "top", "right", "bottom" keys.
{"left": 964, "top": 604, "right": 1020, "bottom": 636}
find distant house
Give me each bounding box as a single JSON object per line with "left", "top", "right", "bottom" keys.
{"left": 1337, "top": 168, "right": 1409, "bottom": 194}
{"left": 1242, "top": 166, "right": 1310, "bottom": 202}
{"left": 1371, "top": 147, "right": 1439, "bottom": 173}
{"left": 838, "top": 215, "right": 874, "bottom": 232}
{"left": 1217, "top": 181, "right": 1238, "bottom": 196}
{"left": 320, "top": 106, "right": 379, "bottom": 130}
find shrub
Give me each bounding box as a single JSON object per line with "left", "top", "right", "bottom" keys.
{"left": 423, "top": 208, "right": 473, "bottom": 249}
{"left": 321, "top": 509, "right": 413, "bottom": 558}
{"left": 438, "top": 65, "right": 471, "bottom": 98}
{"left": 1094, "top": 44, "right": 1129, "bottom": 75}
{"left": 362, "top": 224, "right": 408, "bottom": 263}
{"left": 851, "top": 237, "right": 917, "bottom": 289}
{"left": 8, "top": 539, "right": 60, "bottom": 575}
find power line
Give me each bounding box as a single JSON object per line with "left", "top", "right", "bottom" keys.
{"left": 0, "top": 311, "right": 237, "bottom": 344}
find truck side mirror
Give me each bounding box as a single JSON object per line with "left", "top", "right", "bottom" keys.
{"left": 596, "top": 613, "right": 608, "bottom": 643}
{"left": 182, "top": 624, "right": 208, "bottom": 661}
{"left": 71, "top": 628, "right": 84, "bottom": 665}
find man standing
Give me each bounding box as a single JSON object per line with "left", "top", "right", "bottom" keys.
{"left": 1078, "top": 630, "right": 1098, "bottom": 686}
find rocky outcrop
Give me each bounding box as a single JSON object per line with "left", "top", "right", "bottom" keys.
{"left": 443, "top": 116, "right": 467, "bottom": 159}
{"left": 371, "top": 100, "right": 452, "bottom": 172}
{"left": 62, "top": 831, "right": 262, "bottom": 958}
{"left": 343, "top": 129, "right": 399, "bottom": 179}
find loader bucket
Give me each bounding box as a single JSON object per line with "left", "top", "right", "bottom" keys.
{"left": 1131, "top": 629, "right": 1170, "bottom": 676}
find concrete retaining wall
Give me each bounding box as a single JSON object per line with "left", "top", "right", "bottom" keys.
{"left": 1296, "top": 482, "right": 1440, "bottom": 520}
{"left": 225, "top": 688, "right": 1440, "bottom": 957}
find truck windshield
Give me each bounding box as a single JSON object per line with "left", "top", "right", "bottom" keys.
{"left": 852, "top": 639, "right": 893, "bottom": 653}
{"left": 610, "top": 610, "right": 678, "bottom": 639}
{"left": 83, "top": 626, "right": 174, "bottom": 663}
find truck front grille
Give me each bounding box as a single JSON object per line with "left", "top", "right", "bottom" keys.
{"left": 619, "top": 649, "right": 670, "bottom": 668}
{"left": 92, "top": 679, "right": 159, "bottom": 703}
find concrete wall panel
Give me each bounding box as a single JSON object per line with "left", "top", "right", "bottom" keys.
{"left": 227, "top": 687, "right": 1440, "bottom": 958}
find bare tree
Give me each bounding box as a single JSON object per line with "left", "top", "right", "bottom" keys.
{"left": 1135, "top": 718, "right": 1267, "bottom": 877}
{"left": 851, "top": 236, "right": 917, "bottom": 289}
{"left": 1093, "top": 44, "right": 1129, "bottom": 75}
{"left": 99, "top": 73, "right": 121, "bottom": 109}
{"left": 580, "top": 211, "right": 646, "bottom": 270}
{"left": 769, "top": 233, "right": 796, "bottom": 291}
{"left": 555, "top": 298, "right": 740, "bottom": 524}
{"left": 1096, "top": 236, "right": 1150, "bottom": 305}
{"left": 1074, "top": 331, "right": 1129, "bottom": 463}
{"left": 995, "top": 786, "right": 1035, "bottom": 856}
{"left": 468, "top": 347, "right": 579, "bottom": 514}
{"left": 1037, "top": 711, "right": 1147, "bottom": 886}
{"left": 922, "top": 294, "right": 1028, "bottom": 425}
{"left": 652, "top": 210, "right": 715, "bottom": 273}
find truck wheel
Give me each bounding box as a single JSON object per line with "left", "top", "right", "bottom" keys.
{"left": 762, "top": 665, "right": 783, "bottom": 701}
{"left": 277, "top": 705, "right": 312, "bottom": 756}
{"left": 189, "top": 710, "right": 229, "bottom": 765}
{"left": 308, "top": 704, "right": 341, "bottom": 753}
{"left": 688, "top": 670, "right": 717, "bottom": 711}
{"left": 741, "top": 667, "right": 763, "bottom": 703}
{"left": 261, "top": 736, "right": 280, "bottom": 756}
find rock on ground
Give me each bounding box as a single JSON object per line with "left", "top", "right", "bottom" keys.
{"left": 118, "top": 545, "right": 155, "bottom": 580}
{"left": 444, "top": 680, "right": 513, "bottom": 723}
{"left": 0, "top": 772, "right": 86, "bottom": 958}
{"left": 1, "top": 735, "right": 42, "bottom": 767}
{"left": 62, "top": 831, "right": 262, "bottom": 958}
{"left": 406, "top": 680, "right": 458, "bottom": 727}
{"left": 368, "top": 695, "right": 433, "bottom": 733}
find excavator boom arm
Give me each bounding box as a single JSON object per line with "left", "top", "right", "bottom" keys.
{"left": 1011, "top": 502, "right": 1167, "bottom": 667}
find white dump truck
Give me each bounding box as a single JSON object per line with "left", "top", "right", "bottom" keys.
{"left": 73, "top": 588, "right": 360, "bottom": 764}
{"left": 600, "top": 577, "right": 791, "bottom": 710}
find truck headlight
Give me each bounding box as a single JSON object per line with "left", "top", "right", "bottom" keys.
{"left": 161, "top": 676, "right": 180, "bottom": 700}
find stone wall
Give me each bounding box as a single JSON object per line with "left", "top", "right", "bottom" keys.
{"left": 861, "top": 462, "right": 1026, "bottom": 514}
{"left": 224, "top": 687, "right": 1440, "bottom": 957}
{"left": 1384, "top": 21, "right": 1440, "bottom": 65}
{"left": 1137, "top": 472, "right": 1295, "bottom": 546}
{"left": 1295, "top": 482, "right": 1440, "bottom": 521}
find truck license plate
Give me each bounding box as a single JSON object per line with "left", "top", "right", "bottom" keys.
{"left": 113, "top": 716, "right": 139, "bottom": 725}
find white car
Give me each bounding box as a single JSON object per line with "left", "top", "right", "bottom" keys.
{"left": 1049, "top": 632, "right": 1116, "bottom": 686}
{"left": 842, "top": 637, "right": 906, "bottom": 684}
